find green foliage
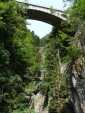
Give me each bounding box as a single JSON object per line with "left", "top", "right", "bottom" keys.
{"left": 67, "top": 45, "right": 81, "bottom": 58}
{"left": 41, "top": 28, "right": 70, "bottom": 113}
{"left": 0, "top": 0, "right": 40, "bottom": 113}
{"left": 42, "top": 21, "right": 82, "bottom": 112}
{"left": 67, "top": 0, "right": 85, "bottom": 31}
{"left": 12, "top": 107, "right": 36, "bottom": 113}
{"left": 0, "top": 0, "right": 84, "bottom": 113}
{"left": 49, "top": 6, "right": 55, "bottom": 14}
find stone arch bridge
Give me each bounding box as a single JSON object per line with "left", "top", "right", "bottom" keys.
{"left": 17, "top": 1, "right": 67, "bottom": 26}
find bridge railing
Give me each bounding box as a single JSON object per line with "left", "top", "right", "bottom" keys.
{"left": 17, "top": 1, "right": 64, "bottom": 12}
{"left": 17, "top": 1, "right": 67, "bottom": 20}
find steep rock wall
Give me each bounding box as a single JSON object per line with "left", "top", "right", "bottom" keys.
{"left": 68, "top": 23, "right": 85, "bottom": 113}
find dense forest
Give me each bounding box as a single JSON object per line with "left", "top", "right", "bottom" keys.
{"left": 0, "top": 0, "right": 85, "bottom": 113}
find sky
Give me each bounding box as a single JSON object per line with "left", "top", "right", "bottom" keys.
{"left": 18, "top": 0, "right": 70, "bottom": 38}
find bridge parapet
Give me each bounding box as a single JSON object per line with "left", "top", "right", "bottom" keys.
{"left": 16, "top": 1, "right": 67, "bottom": 25}
{"left": 28, "top": 4, "right": 66, "bottom": 21}
{"left": 17, "top": 1, "right": 67, "bottom": 21}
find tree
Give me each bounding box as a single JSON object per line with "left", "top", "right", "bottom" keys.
{"left": 0, "top": 0, "right": 40, "bottom": 112}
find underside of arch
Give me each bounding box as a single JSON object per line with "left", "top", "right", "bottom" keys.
{"left": 26, "top": 9, "right": 62, "bottom": 26}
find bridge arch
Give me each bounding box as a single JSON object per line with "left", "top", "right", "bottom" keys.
{"left": 27, "top": 9, "right": 62, "bottom": 26}
{"left": 17, "top": 2, "right": 67, "bottom": 26}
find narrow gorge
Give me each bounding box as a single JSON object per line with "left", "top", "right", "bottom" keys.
{"left": 0, "top": 0, "right": 85, "bottom": 113}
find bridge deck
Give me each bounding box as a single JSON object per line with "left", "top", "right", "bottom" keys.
{"left": 17, "top": 1, "right": 67, "bottom": 25}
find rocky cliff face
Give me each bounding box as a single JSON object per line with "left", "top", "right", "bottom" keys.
{"left": 33, "top": 92, "right": 48, "bottom": 113}
{"left": 68, "top": 23, "right": 85, "bottom": 113}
